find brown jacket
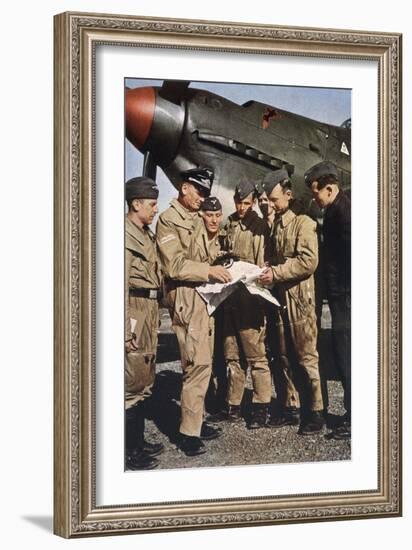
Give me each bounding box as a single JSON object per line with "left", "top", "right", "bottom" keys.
{"left": 223, "top": 209, "right": 267, "bottom": 267}
{"left": 156, "top": 199, "right": 220, "bottom": 329}
{"left": 125, "top": 217, "right": 162, "bottom": 340}
{"left": 156, "top": 199, "right": 211, "bottom": 282}
{"left": 270, "top": 209, "right": 318, "bottom": 321}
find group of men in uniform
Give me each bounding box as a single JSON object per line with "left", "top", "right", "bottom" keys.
{"left": 124, "top": 160, "right": 351, "bottom": 470}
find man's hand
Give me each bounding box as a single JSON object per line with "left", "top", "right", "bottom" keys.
{"left": 258, "top": 266, "right": 274, "bottom": 285}
{"left": 125, "top": 337, "right": 139, "bottom": 353}
{"left": 208, "top": 265, "right": 232, "bottom": 283}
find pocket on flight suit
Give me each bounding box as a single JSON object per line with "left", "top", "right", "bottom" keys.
{"left": 288, "top": 282, "right": 314, "bottom": 321}
{"left": 129, "top": 297, "right": 155, "bottom": 355}
{"left": 125, "top": 351, "right": 154, "bottom": 394}
{"left": 185, "top": 296, "right": 213, "bottom": 366}
{"left": 170, "top": 287, "right": 193, "bottom": 327}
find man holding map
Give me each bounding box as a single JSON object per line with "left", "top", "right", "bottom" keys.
{"left": 216, "top": 179, "right": 272, "bottom": 429}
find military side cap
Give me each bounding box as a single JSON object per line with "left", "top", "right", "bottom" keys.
{"left": 200, "top": 196, "right": 222, "bottom": 212}
{"left": 234, "top": 178, "right": 257, "bottom": 200}
{"left": 262, "top": 168, "right": 289, "bottom": 195}
{"left": 181, "top": 167, "right": 214, "bottom": 194}
{"left": 304, "top": 161, "right": 338, "bottom": 187}
{"left": 125, "top": 176, "right": 159, "bottom": 201}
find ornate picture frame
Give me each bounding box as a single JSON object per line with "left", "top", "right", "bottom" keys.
{"left": 53, "top": 11, "right": 402, "bottom": 538}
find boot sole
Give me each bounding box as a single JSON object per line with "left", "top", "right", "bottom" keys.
{"left": 126, "top": 459, "right": 159, "bottom": 470}
{"left": 331, "top": 431, "right": 351, "bottom": 440}
{"left": 143, "top": 447, "right": 164, "bottom": 457}
{"left": 180, "top": 447, "right": 207, "bottom": 456}
{"left": 200, "top": 431, "right": 223, "bottom": 441}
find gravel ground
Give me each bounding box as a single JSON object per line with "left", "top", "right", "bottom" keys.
{"left": 133, "top": 307, "right": 350, "bottom": 471}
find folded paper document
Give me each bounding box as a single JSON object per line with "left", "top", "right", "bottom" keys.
{"left": 196, "top": 261, "right": 280, "bottom": 315}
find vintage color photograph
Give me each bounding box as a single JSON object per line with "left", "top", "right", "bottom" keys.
{"left": 124, "top": 78, "right": 351, "bottom": 471}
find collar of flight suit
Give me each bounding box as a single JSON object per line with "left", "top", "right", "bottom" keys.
{"left": 276, "top": 208, "right": 296, "bottom": 228}
{"left": 170, "top": 197, "right": 199, "bottom": 222}
{"left": 228, "top": 208, "right": 259, "bottom": 230}
{"left": 125, "top": 216, "right": 154, "bottom": 250}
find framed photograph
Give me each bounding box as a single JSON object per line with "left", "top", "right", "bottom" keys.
{"left": 54, "top": 11, "right": 402, "bottom": 538}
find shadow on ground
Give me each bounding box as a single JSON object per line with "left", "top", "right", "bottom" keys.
{"left": 22, "top": 516, "right": 53, "bottom": 533}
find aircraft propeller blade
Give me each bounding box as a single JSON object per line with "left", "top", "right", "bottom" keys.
{"left": 159, "top": 80, "right": 190, "bottom": 104}
{"left": 143, "top": 151, "right": 157, "bottom": 181}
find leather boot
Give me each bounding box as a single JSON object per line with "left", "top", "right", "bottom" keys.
{"left": 206, "top": 404, "right": 242, "bottom": 423}
{"left": 267, "top": 406, "right": 300, "bottom": 428}
{"left": 125, "top": 406, "right": 159, "bottom": 470}
{"left": 248, "top": 403, "right": 269, "bottom": 429}
{"left": 299, "top": 410, "right": 325, "bottom": 435}
{"left": 200, "top": 422, "right": 223, "bottom": 440}
{"left": 178, "top": 434, "right": 206, "bottom": 456}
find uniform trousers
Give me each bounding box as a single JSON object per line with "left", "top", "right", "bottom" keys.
{"left": 328, "top": 293, "right": 351, "bottom": 417}
{"left": 223, "top": 286, "right": 272, "bottom": 406}
{"left": 125, "top": 296, "right": 158, "bottom": 410}
{"left": 168, "top": 288, "right": 214, "bottom": 437}
{"left": 275, "top": 304, "right": 323, "bottom": 412}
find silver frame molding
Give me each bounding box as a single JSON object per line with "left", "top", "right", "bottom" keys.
{"left": 53, "top": 11, "right": 402, "bottom": 538}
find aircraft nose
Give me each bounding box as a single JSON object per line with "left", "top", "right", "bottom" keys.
{"left": 125, "top": 87, "right": 156, "bottom": 149}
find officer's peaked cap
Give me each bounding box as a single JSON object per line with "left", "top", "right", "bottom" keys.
{"left": 181, "top": 167, "right": 214, "bottom": 195}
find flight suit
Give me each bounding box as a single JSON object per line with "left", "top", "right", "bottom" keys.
{"left": 262, "top": 220, "right": 299, "bottom": 411}
{"left": 222, "top": 209, "right": 272, "bottom": 406}
{"left": 269, "top": 209, "right": 323, "bottom": 412}
{"left": 156, "top": 199, "right": 219, "bottom": 437}
{"left": 125, "top": 217, "right": 162, "bottom": 410}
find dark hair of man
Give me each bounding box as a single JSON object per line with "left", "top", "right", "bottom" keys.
{"left": 315, "top": 174, "right": 339, "bottom": 190}
{"left": 278, "top": 178, "right": 292, "bottom": 191}
{"left": 126, "top": 197, "right": 142, "bottom": 210}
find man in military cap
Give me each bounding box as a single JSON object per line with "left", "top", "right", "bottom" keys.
{"left": 125, "top": 176, "right": 164, "bottom": 470}
{"left": 259, "top": 168, "right": 325, "bottom": 435}
{"left": 199, "top": 197, "right": 228, "bottom": 414}
{"left": 256, "top": 181, "right": 275, "bottom": 231}
{"left": 156, "top": 169, "right": 231, "bottom": 456}
{"left": 200, "top": 196, "right": 224, "bottom": 243}
{"left": 305, "top": 161, "right": 351, "bottom": 439}
{"left": 219, "top": 178, "right": 272, "bottom": 429}
{"left": 260, "top": 170, "right": 300, "bottom": 426}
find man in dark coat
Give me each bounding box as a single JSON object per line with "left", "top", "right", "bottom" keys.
{"left": 305, "top": 161, "right": 351, "bottom": 439}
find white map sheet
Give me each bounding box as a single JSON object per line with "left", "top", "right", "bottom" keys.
{"left": 196, "top": 260, "right": 280, "bottom": 315}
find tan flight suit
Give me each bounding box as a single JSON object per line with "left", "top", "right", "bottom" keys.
{"left": 156, "top": 199, "right": 219, "bottom": 437}
{"left": 269, "top": 209, "right": 323, "bottom": 412}
{"left": 125, "top": 217, "right": 162, "bottom": 410}
{"left": 222, "top": 209, "right": 272, "bottom": 406}
{"left": 263, "top": 219, "right": 299, "bottom": 409}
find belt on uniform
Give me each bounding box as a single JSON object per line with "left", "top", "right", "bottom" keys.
{"left": 165, "top": 280, "right": 199, "bottom": 290}
{"left": 129, "top": 288, "right": 161, "bottom": 299}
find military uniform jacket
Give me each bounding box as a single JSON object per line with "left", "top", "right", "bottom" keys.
{"left": 323, "top": 190, "right": 351, "bottom": 297}
{"left": 156, "top": 199, "right": 220, "bottom": 326}
{"left": 156, "top": 199, "right": 212, "bottom": 283}
{"left": 270, "top": 209, "right": 318, "bottom": 320}
{"left": 125, "top": 217, "right": 162, "bottom": 340}
{"left": 223, "top": 209, "right": 266, "bottom": 267}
